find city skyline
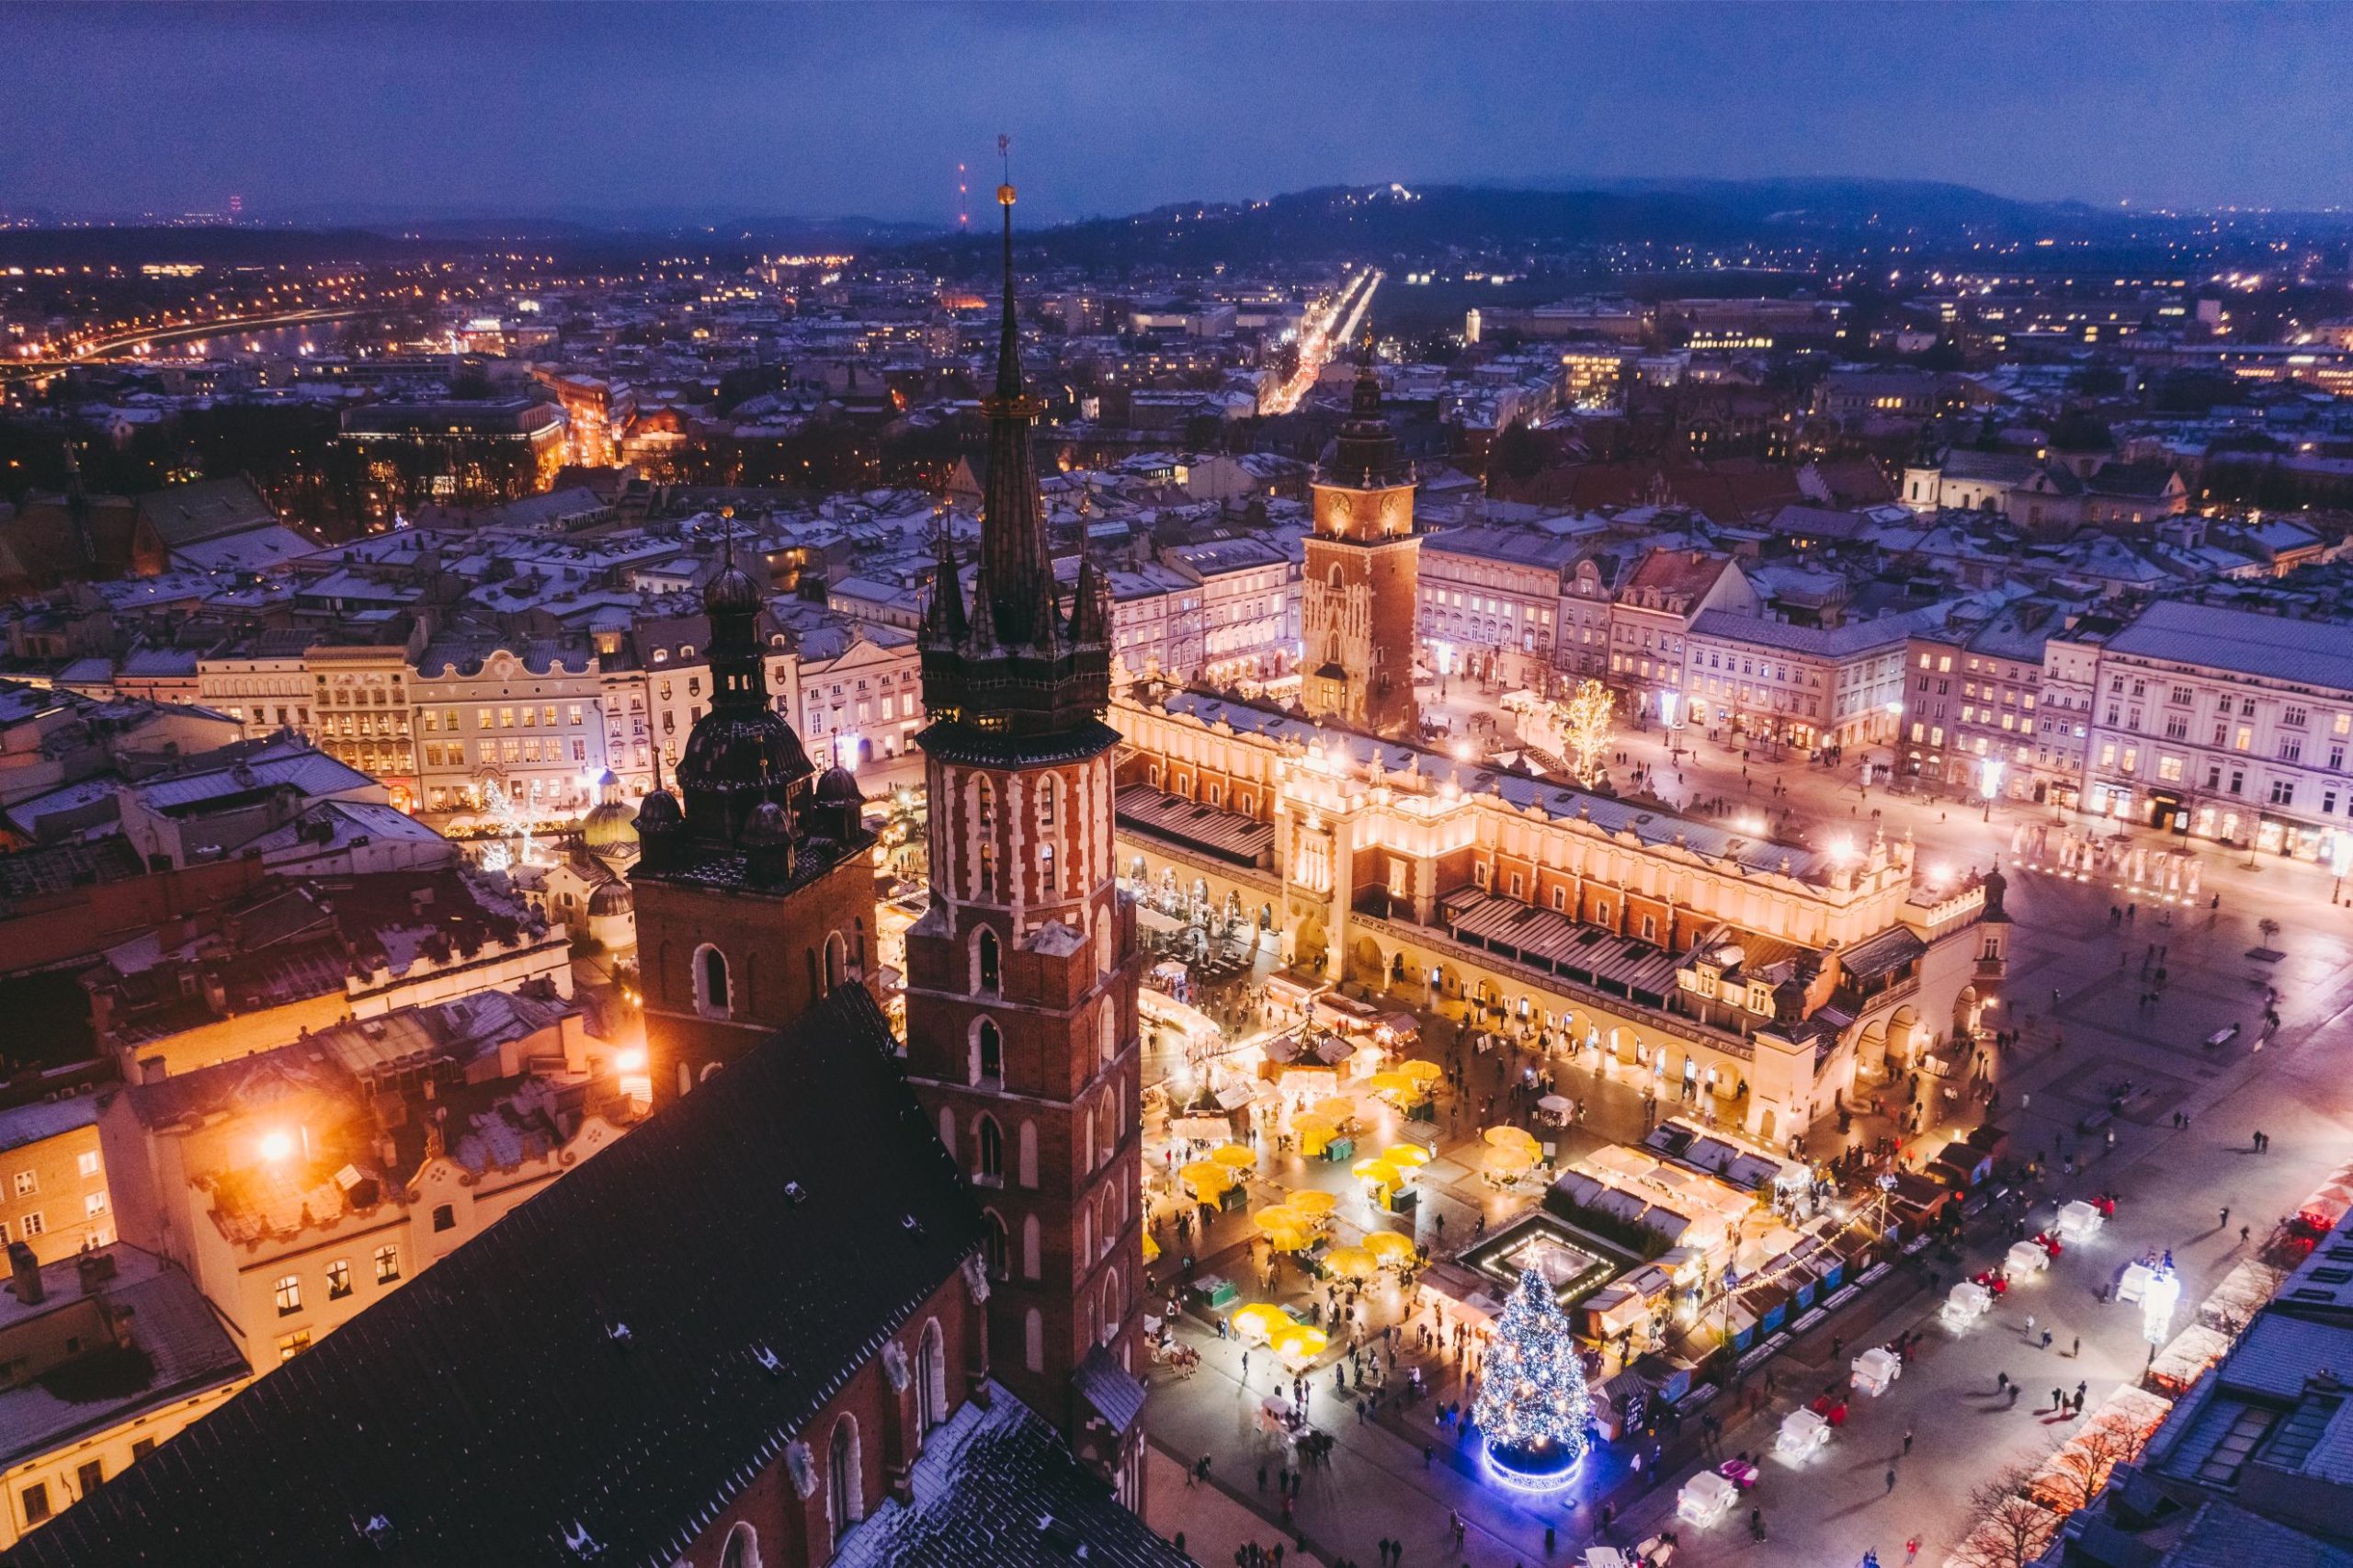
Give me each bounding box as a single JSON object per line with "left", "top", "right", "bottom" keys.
{"left": 7, "top": 2, "right": 2353, "bottom": 224}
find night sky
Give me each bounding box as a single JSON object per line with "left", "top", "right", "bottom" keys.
{"left": 6, "top": 2, "right": 2351, "bottom": 225}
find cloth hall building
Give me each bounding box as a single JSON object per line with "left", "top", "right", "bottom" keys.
{"left": 1112, "top": 688, "right": 2006, "bottom": 1148}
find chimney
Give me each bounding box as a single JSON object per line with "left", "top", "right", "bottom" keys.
{"left": 8, "top": 1243, "right": 42, "bottom": 1306}
{"left": 140, "top": 1055, "right": 168, "bottom": 1085}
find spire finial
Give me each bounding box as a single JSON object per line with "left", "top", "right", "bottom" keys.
{"left": 993, "top": 134, "right": 1022, "bottom": 403}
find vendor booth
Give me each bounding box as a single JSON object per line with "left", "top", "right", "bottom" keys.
{"left": 2118, "top": 1260, "right": 2157, "bottom": 1306}
{"left": 2006, "top": 1239, "right": 2051, "bottom": 1278}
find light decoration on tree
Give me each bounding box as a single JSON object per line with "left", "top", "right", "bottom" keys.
{"left": 475, "top": 779, "right": 554, "bottom": 877}
{"left": 1475, "top": 1266, "right": 1593, "bottom": 1491}
{"left": 1557, "top": 678, "right": 1615, "bottom": 785}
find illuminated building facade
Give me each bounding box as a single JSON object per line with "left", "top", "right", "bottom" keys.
{"left": 2074, "top": 599, "right": 2353, "bottom": 867}
{"left": 1113, "top": 688, "right": 2001, "bottom": 1147}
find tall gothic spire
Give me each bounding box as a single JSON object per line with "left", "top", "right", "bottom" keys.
{"left": 994, "top": 135, "right": 1024, "bottom": 405}
{"left": 976, "top": 135, "right": 1052, "bottom": 648}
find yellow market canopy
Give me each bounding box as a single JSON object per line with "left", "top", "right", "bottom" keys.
{"left": 1179, "top": 1161, "right": 1238, "bottom": 1199}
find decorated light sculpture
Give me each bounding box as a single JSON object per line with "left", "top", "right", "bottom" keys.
{"left": 1475, "top": 1266, "right": 1593, "bottom": 1491}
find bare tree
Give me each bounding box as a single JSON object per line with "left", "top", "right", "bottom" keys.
{"left": 2031, "top": 1404, "right": 2156, "bottom": 1514}
{"left": 1948, "top": 1462, "right": 2063, "bottom": 1568}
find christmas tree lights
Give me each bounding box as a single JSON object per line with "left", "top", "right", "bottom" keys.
{"left": 1475, "top": 1266, "right": 1593, "bottom": 1490}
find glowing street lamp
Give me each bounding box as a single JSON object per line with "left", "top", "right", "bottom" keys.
{"left": 257, "top": 1131, "right": 295, "bottom": 1164}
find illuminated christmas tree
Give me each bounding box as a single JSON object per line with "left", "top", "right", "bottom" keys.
{"left": 1475, "top": 1265, "right": 1593, "bottom": 1490}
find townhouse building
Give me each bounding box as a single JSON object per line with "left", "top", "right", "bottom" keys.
{"left": 1161, "top": 535, "right": 1295, "bottom": 687}
{"left": 1608, "top": 548, "right": 1760, "bottom": 724}
{"left": 2076, "top": 599, "right": 2353, "bottom": 864}
{"left": 1415, "top": 525, "right": 1582, "bottom": 692}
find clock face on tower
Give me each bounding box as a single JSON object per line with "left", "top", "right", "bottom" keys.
{"left": 1325, "top": 492, "right": 1353, "bottom": 534}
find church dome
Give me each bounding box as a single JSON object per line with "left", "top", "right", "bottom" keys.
{"left": 580, "top": 771, "right": 640, "bottom": 864}
{"left": 703, "top": 560, "right": 763, "bottom": 617}
{"left": 676, "top": 707, "right": 814, "bottom": 841}
{"left": 632, "top": 788, "right": 682, "bottom": 835}
{"left": 814, "top": 766, "right": 863, "bottom": 806}
{"left": 586, "top": 878, "right": 634, "bottom": 917}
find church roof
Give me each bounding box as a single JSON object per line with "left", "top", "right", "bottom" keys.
{"left": 6, "top": 985, "right": 983, "bottom": 1568}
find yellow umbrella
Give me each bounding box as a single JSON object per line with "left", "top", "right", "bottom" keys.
{"left": 1230, "top": 1302, "right": 1296, "bottom": 1344}
{"left": 1324, "top": 1244, "right": 1375, "bottom": 1279}
{"left": 1179, "top": 1161, "right": 1236, "bottom": 1200}
{"left": 1255, "top": 1206, "right": 1312, "bottom": 1251}
{"left": 1380, "top": 1143, "right": 1433, "bottom": 1170}
{"left": 1483, "top": 1124, "right": 1540, "bottom": 1155}
{"left": 1364, "top": 1229, "right": 1417, "bottom": 1265}
{"left": 1366, "top": 1071, "right": 1417, "bottom": 1097}
{"left": 1313, "top": 1095, "right": 1359, "bottom": 1122}
{"left": 1211, "top": 1142, "right": 1259, "bottom": 1170}
{"left": 1142, "top": 1230, "right": 1162, "bottom": 1263}
{"left": 1273, "top": 1324, "right": 1331, "bottom": 1363}
{"left": 1399, "top": 1060, "right": 1443, "bottom": 1085}
{"left": 1353, "top": 1158, "right": 1404, "bottom": 1189}
{"left": 1483, "top": 1141, "right": 1537, "bottom": 1176}
{"left": 1285, "top": 1189, "right": 1338, "bottom": 1218}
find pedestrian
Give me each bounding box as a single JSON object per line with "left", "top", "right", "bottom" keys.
{"left": 2042, "top": 1328, "right": 2054, "bottom": 1350}
{"left": 1996, "top": 1369, "right": 2009, "bottom": 1392}
{"left": 2072, "top": 1335, "right": 2080, "bottom": 1358}
{"left": 1886, "top": 1466, "right": 1898, "bottom": 1494}
{"left": 2052, "top": 1387, "right": 2063, "bottom": 1412}
{"left": 2025, "top": 1312, "right": 2036, "bottom": 1339}
{"left": 1904, "top": 1428, "right": 1914, "bottom": 1455}
{"left": 1907, "top": 1537, "right": 1923, "bottom": 1564}
{"left": 1423, "top": 1443, "right": 1434, "bottom": 1469}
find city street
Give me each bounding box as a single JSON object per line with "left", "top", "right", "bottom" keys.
{"left": 1142, "top": 732, "right": 2353, "bottom": 1568}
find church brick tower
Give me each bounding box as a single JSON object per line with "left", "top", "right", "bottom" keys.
{"left": 1302, "top": 345, "right": 1420, "bottom": 738}
{"left": 629, "top": 540, "right": 878, "bottom": 1106}
{"left": 902, "top": 161, "right": 1150, "bottom": 1506}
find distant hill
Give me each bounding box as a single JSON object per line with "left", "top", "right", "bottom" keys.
{"left": 871, "top": 176, "right": 2177, "bottom": 277}
{"left": 887, "top": 183, "right": 1751, "bottom": 273}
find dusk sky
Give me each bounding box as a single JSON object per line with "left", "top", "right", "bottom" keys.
{"left": 7, "top": 2, "right": 2353, "bottom": 225}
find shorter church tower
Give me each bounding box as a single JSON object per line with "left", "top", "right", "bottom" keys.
{"left": 1302, "top": 341, "right": 1420, "bottom": 738}
{"left": 629, "top": 543, "right": 878, "bottom": 1104}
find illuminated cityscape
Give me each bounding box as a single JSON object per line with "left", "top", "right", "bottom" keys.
{"left": 7, "top": 6, "right": 2353, "bottom": 1567}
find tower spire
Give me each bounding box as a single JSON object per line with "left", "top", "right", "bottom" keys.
{"left": 994, "top": 133, "right": 1022, "bottom": 403}
{"left": 973, "top": 134, "right": 1051, "bottom": 647}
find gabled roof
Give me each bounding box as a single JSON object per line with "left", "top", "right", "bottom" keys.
{"left": 133, "top": 477, "right": 278, "bottom": 548}
{"left": 831, "top": 1382, "right": 1183, "bottom": 1568}
{"left": 8, "top": 984, "right": 983, "bottom": 1568}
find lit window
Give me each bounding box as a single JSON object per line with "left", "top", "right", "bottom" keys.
{"left": 274, "top": 1274, "right": 302, "bottom": 1315}
{"left": 374, "top": 1244, "right": 402, "bottom": 1283}
{"left": 326, "top": 1259, "right": 352, "bottom": 1300}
